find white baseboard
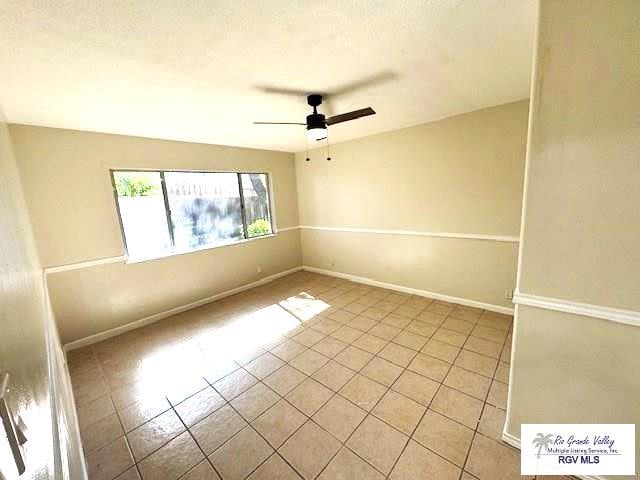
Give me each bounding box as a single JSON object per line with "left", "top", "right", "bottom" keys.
{"left": 63, "top": 266, "right": 303, "bottom": 352}
{"left": 302, "top": 265, "right": 514, "bottom": 315}
{"left": 502, "top": 430, "right": 610, "bottom": 480}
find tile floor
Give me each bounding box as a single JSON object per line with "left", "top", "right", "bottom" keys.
{"left": 68, "top": 271, "right": 571, "bottom": 480}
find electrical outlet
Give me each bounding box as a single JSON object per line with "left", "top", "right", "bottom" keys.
{"left": 505, "top": 289, "right": 513, "bottom": 300}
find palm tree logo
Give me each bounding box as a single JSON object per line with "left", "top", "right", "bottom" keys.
{"left": 532, "top": 433, "right": 554, "bottom": 459}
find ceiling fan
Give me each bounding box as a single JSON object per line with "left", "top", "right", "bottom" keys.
{"left": 254, "top": 94, "right": 375, "bottom": 142}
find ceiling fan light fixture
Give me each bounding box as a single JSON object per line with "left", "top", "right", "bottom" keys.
{"left": 306, "top": 127, "right": 327, "bottom": 141}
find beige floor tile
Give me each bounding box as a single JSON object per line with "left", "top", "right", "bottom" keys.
{"left": 202, "top": 358, "right": 240, "bottom": 384}
{"left": 339, "top": 374, "right": 388, "bottom": 411}
{"left": 487, "top": 380, "right": 508, "bottom": 409}
{"left": 450, "top": 306, "right": 483, "bottom": 322}
{"left": 77, "top": 393, "right": 116, "bottom": 430}
{"left": 289, "top": 349, "right": 330, "bottom": 375}
{"left": 392, "top": 330, "right": 428, "bottom": 351}
{"left": 318, "top": 447, "right": 384, "bottom": 480}
{"left": 368, "top": 323, "right": 402, "bottom": 341}
{"left": 405, "top": 320, "right": 437, "bottom": 337}
{"left": 405, "top": 296, "right": 433, "bottom": 310}
{"left": 175, "top": 387, "right": 226, "bottom": 427}
{"left": 390, "top": 440, "right": 460, "bottom": 480}
{"left": 209, "top": 427, "right": 273, "bottom": 480}
{"left": 80, "top": 412, "right": 124, "bottom": 453}
{"left": 455, "top": 350, "right": 498, "bottom": 377}
{"left": 361, "top": 357, "right": 403, "bottom": 387}
{"left": 213, "top": 368, "right": 259, "bottom": 401}
{"left": 392, "top": 305, "right": 423, "bottom": 320}
{"left": 264, "top": 365, "right": 307, "bottom": 396}
{"left": 247, "top": 453, "right": 301, "bottom": 479}
{"left": 347, "top": 415, "right": 408, "bottom": 475}
{"left": 432, "top": 327, "right": 468, "bottom": 348}
{"left": 494, "top": 361, "right": 510, "bottom": 384}
{"left": 180, "top": 460, "right": 221, "bottom": 479}
{"left": 431, "top": 386, "right": 483, "bottom": 429}
{"left": 270, "top": 339, "right": 307, "bottom": 362}
{"left": 164, "top": 376, "right": 210, "bottom": 405}
{"left": 381, "top": 313, "right": 413, "bottom": 329}
{"left": 286, "top": 378, "right": 333, "bottom": 416}
{"left": 311, "top": 336, "right": 348, "bottom": 358}
{"left": 417, "top": 310, "right": 447, "bottom": 325}
{"left": 361, "top": 307, "right": 389, "bottom": 321}
{"left": 413, "top": 409, "right": 474, "bottom": 466}
{"left": 127, "top": 409, "right": 185, "bottom": 461}
{"left": 444, "top": 366, "right": 492, "bottom": 400}
{"left": 138, "top": 431, "right": 204, "bottom": 479}
{"left": 312, "top": 360, "right": 355, "bottom": 391}
{"left": 378, "top": 342, "right": 417, "bottom": 367}
{"left": 86, "top": 436, "right": 134, "bottom": 480}
{"left": 313, "top": 395, "right": 367, "bottom": 441}
{"left": 466, "top": 434, "right": 533, "bottom": 480}
{"left": 231, "top": 382, "right": 280, "bottom": 421}
{"left": 334, "top": 345, "right": 373, "bottom": 371}
{"left": 190, "top": 404, "right": 247, "bottom": 454}
{"left": 311, "top": 318, "right": 342, "bottom": 335}
{"left": 478, "top": 403, "right": 506, "bottom": 441}
{"left": 73, "top": 374, "right": 109, "bottom": 407}
{"left": 252, "top": 399, "right": 307, "bottom": 448}
{"left": 293, "top": 328, "right": 326, "bottom": 347}
{"left": 372, "top": 390, "right": 425, "bottom": 435}
{"left": 115, "top": 467, "right": 141, "bottom": 480}
{"left": 471, "top": 325, "right": 508, "bottom": 344}
{"left": 349, "top": 315, "right": 379, "bottom": 331}
{"left": 407, "top": 353, "right": 450, "bottom": 382}
{"left": 352, "top": 333, "right": 388, "bottom": 354}
{"left": 392, "top": 370, "right": 439, "bottom": 406}
{"left": 421, "top": 339, "right": 460, "bottom": 363}
{"left": 464, "top": 336, "right": 502, "bottom": 359}
{"left": 442, "top": 317, "right": 475, "bottom": 335}
{"left": 245, "top": 352, "right": 286, "bottom": 379}
{"left": 118, "top": 394, "right": 172, "bottom": 432}
{"left": 330, "top": 325, "right": 364, "bottom": 344}
{"left": 279, "top": 421, "right": 341, "bottom": 479}
{"left": 426, "top": 301, "right": 455, "bottom": 316}
{"left": 500, "top": 343, "right": 511, "bottom": 364}
{"left": 342, "top": 302, "right": 369, "bottom": 315}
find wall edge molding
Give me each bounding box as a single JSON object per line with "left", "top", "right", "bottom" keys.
{"left": 501, "top": 430, "right": 608, "bottom": 480}
{"left": 63, "top": 266, "right": 303, "bottom": 351}
{"left": 45, "top": 255, "right": 126, "bottom": 274}
{"left": 513, "top": 291, "right": 640, "bottom": 327}
{"left": 302, "top": 265, "right": 514, "bottom": 315}
{"left": 300, "top": 225, "right": 520, "bottom": 243}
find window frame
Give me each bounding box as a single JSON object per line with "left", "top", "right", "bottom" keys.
{"left": 109, "top": 168, "right": 276, "bottom": 263}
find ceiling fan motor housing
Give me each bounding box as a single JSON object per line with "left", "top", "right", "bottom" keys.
{"left": 306, "top": 112, "right": 326, "bottom": 130}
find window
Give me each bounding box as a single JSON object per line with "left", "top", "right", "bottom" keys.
{"left": 111, "top": 170, "right": 274, "bottom": 261}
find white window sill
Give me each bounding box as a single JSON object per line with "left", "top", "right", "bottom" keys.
{"left": 125, "top": 232, "right": 278, "bottom": 264}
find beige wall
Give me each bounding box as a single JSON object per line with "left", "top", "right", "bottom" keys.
{"left": 10, "top": 125, "right": 302, "bottom": 343}
{"left": 296, "top": 100, "right": 529, "bottom": 309}
{"left": 506, "top": 1, "right": 640, "bottom": 474}
{"left": 0, "top": 108, "right": 83, "bottom": 478}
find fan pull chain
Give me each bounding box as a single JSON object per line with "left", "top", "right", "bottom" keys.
{"left": 326, "top": 130, "right": 331, "bottom": 161}
{"left": 305, "top": 135, "right": 310, "bottom": 162}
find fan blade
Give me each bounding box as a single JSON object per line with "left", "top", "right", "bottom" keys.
{"left": 326, "top": 107, "right": 376, "bottom": 126}
{"left": 253, "top": 121, "right": 306, "bottom": 125}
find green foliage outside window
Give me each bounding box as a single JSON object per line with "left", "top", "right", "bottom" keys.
{"left": 247, "top": 218, "right": 271, "bottom": 237}
{"left": 115, "top": 174, "right": 158, "bottom": 197}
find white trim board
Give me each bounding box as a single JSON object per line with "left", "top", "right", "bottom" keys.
{"left": 302, "top": 265, "right": 514, "bottom": 315}
{"left": 300, "top": 225, "right": 519, "bottom": 243}
{"left": 513, "top": 291, "right": 640, "bottom": 328}
{"left": 45, "top": 255, "right": 125, "bottom": 274}
{"left": 63, "top": 266, "right": 303, "bottom": 351}
{"left": 501, "top": 431, "right": 608, "bottom": 480}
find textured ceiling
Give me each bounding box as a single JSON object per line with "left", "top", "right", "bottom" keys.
{"left": 0, "top": 1, "right": 536, "bottom": 153}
